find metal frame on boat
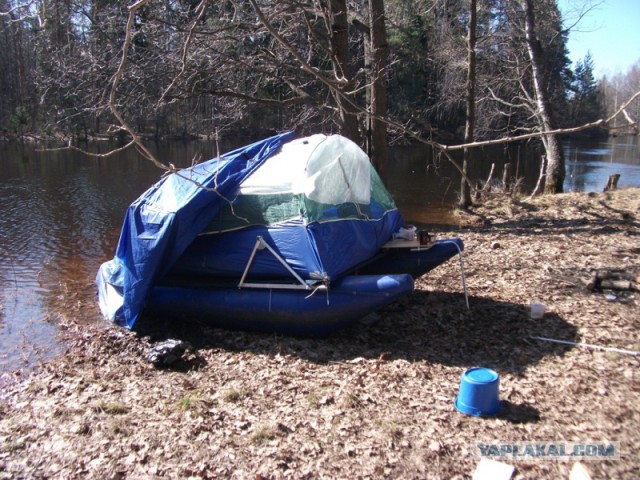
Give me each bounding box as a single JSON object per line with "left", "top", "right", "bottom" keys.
{"left": 238, "top": 236, "right": 323, "bottom": 291}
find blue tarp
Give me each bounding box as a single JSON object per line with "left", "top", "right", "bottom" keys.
{"left": 97, "top": 131, "right": 295, "bottom": 328}
{"left": 169, "top": 211, "right": 402, "bottom": 281}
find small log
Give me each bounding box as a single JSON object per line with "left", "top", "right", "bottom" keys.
{"left": 603, "top": 174, "right": 621, "bottom": 192}
{"left": 587, "top": 269, "right": 638, "bottom": 291}
{"left": 595, "top": 269, "right": 616, "bottom": 281}
{"left": 596, "top": 269, "right": 635, "bottom": 281}
{"left": 600, "top": 279, "right": 634, "bottom": 291}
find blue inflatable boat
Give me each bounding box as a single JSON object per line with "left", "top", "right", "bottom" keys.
{"left": 145, "top": 273, "right": 414, "bottom": 336}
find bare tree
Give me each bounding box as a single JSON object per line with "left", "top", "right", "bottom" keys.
{"left": 367, "top": 0, "right": 390, "bottom": 178}
{"left": 0, "top": 0, "right": 39, "bottom": 133}
{"left": 325, "top": 0, "right": 360, "bottom": 142}
{"left": 521, "top": 0, "right": 565, "bottom": 193}
{"left": 601, "top": 60, "right": 640, "bottom": 135}
{"left": 459, "top": 0, "right": 476, "bottom": 208}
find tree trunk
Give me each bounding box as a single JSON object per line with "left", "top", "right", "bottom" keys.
{"left": 368, "top": 0, "right": 389, "bottom": 180}
{"left": 522, "top": 0, "right": 565, "bottom": 193}
{"left": 502, "top": 162, "right": 512, "bottom": 192}
{"left": 459, "top": 0, "right": 476, "bottom": 208}
{"left": 328, "top": 0, "right": 360, "bottom": 144}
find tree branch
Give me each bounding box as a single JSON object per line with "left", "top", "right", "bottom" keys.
{"left": 441, "top": 89, "right": 640, "bottom": 152}
{"left": 157, "top": 0, "right": 208, "bottom": 107}
{"left": 108, "top": 0, "right": 170, "bottom": 172}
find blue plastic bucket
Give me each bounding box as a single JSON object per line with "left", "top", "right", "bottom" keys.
{"left": 455, "top": 368, "right": 501, "bottom": 416}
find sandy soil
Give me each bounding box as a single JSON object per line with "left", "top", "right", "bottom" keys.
{"left": 1, "top": 188, "right": 639, "bottom": 479}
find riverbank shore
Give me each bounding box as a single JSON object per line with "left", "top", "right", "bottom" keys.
{"left": 1, "top": 189, "right": 639, "bottom": 479}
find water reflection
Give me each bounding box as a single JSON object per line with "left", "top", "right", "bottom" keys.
{"left": 388, "top": 141, "right": 544, "bottom": 225}
{"left": 0, "top": 136, "right": 638, "bottom": 373}
{"left": 564, "top": 136, "right": 640, "bottom": 192}
{"left": 0, "top": 141, "right": 229, "bottom": 373}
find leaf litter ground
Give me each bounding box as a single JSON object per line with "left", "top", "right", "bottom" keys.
{"left": 1, "top": 188, "right": 639, "bottom": 479}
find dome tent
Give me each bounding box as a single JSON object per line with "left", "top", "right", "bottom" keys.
{"left": 171, "top": 133, "right": 402, "bottom": 282}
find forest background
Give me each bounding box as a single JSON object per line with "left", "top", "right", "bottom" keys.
{"left": 1, "top": 0, "right": 639, "bottom": 191}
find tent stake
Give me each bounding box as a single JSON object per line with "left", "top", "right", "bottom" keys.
{"left": 439, "top": 240, "right": 470, "bottom": 310}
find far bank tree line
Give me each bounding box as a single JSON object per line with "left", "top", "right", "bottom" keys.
{"left": 1, "top": 0, "right": 638, "bottom": 195}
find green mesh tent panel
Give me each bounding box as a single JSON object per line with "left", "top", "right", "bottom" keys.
{"left": 204, "top": 193, "right": 301, "bottom": 233}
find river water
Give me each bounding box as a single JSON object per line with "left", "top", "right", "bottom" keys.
{"left": 1, "top": 136, "right": 639, "bottom": 373}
